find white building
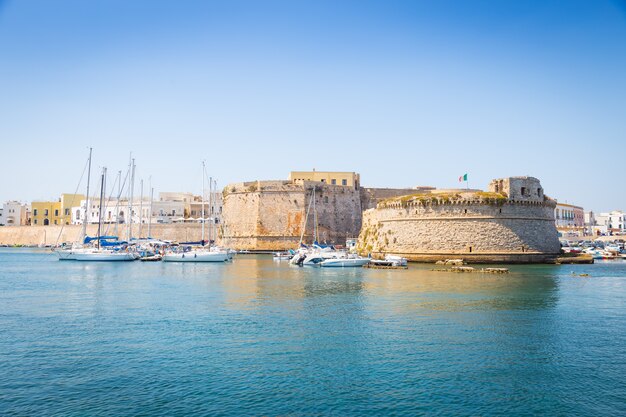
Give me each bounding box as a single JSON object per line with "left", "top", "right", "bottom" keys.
{"left": 152, "top": 200, "right": 186, "bottom": 224}
{"left": 69, "top": 192, "right": 223, "bottom": 227}
{"left": 1, "top": 201, "right": 30, "bottom": 226}
{"left": 71, "top": 198, "right": 155, "bottom": 225}
{"left": 554, "top": 202, "right": 584, "bottom": 229}
{"left": 71, "top": 198, "right": 186, "bottom": 226}
{"left": 595, "top": 211, "right": 626, "bottom": 235}
{"left": 584, "top": 211, "right": 598, "bottom": 235}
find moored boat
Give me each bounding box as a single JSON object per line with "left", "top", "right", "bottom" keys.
{"left": 319, "top": 257, "right": 370, "bottom": 267}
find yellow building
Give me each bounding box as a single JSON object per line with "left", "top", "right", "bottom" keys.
{"left": 60, "top": 193, "right": 85, "bottom": 225}
{"left": 31, "top": 201, "right": 62, "bottom": 226}
{"left": 289, "top": 171, "right": 360, "bottom": 189}
{"left": 31, "top": 193, "right": 84, "bottom": 226}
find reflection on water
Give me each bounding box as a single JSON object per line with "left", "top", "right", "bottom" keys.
{"left": 215, "top": 256, "right": 561, "bottom": 314}
{"left": 1, "top": 250, "right": 625, "bottom": 416}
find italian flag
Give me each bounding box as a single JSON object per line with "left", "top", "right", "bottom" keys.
{"left": 459, "top": 173, "right": 468, "bottom": 182}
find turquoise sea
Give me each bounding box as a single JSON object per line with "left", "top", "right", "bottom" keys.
{"left": 1, "top": 249, "right": 625, "bottom": 416}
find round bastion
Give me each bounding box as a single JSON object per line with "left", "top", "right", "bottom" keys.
{"left": 356, "top": 177, "right": 561, "bottom": 263}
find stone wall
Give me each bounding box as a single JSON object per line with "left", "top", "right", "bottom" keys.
{"left": 221, "top": 181, "right": 363, "bottom": 250}
{"left": 0, "top": 223, "right": 209, "bottom": 246}
{"left": 359, "top": 187, "right": 419, "bottom": 210}
{"left": 357, "top": 189, "right": 561, "bottom": 263}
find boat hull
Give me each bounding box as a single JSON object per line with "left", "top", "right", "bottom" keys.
{"left": 63, "top": 251, "right": 137, "bottom": 261}
{"left": 320, "top": 258, "right": 370, "bottom": 268}
{"left": 162, "top": 251, "right": 229, "bottom": 262}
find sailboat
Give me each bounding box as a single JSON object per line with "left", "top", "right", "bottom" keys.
{"left": 289, "top": 183, "right": 369, "bottom": 267}
{"left": 162, "top": 161, "right": 229, "bottom": 263}
{"left": 57, "top": 154, "right": 136, "bottom": 261}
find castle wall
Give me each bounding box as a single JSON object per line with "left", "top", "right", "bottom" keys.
{"left": 221, "top": 181, "right": 363, "bottom": 250}
{"left": 359, "top": 187, "right": 418, "bottom": 210}
{"left": 357, "top": 198, "right": 561, "bottom": 263}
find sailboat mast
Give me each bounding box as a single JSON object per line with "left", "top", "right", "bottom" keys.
{"left": 114, "top": 170, "right": 121, "bottom": 237}
{"left": 148, "top": 186, "right": 154, "bottom": 238}
{"left": 209, "top": 176, "right": 213, "bottom": 246}
{"left": 96, "top": 167, "right": 106, "bottom": 249}
{"left": 139, "top": 179, "right": 144, "bottom": 238}
{"left": 126, "top": 155, "right": 132, "bottom": 241}
{"left": 298, "top": 184, "right": 314, "bottom": 246}
{"left": 313, "top": 186, "right": 318, "bottom": 243}
{"left": 81, "top": 147, "right": 93, "bottom": 243}
{"left": 128, "top": 158, "right": 136, "bottom": 242}
{"left": 201, "top": 161, "right": 206, "bottom": 245}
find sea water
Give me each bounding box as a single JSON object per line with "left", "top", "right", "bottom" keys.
{"left": 1, "top": 249, "right": 625, "bottom": 415}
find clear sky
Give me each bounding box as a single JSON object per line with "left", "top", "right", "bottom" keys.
{"left": 1, "top": 0, "right": 625, "bottom": 211}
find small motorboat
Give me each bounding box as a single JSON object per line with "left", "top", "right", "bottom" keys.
{"left": 384, "top": 255, "right": 408, "bottom": 266}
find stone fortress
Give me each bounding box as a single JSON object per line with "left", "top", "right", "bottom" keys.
{"left": 356, "top": 176, "right": 561, "bottom": 263}
{"left": 220, "top": 171, "right": 418, "bottom": 251}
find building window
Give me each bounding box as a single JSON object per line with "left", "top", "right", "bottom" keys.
{"left": 34, "top": 219, "right": 37, "bottom": 225}
{"left": 44, "top": 209, "right": 49, "bottom": 216}
{"left": 331, "top": 179, "right": 336, "bottom": 185}
{"left": 33, "top": 209, "right": 38, "bottom": 216}
{"left": 342, "top": 179, "right": 347, "bottom": 186}
{"left": 521, "top": 187, "right": 526, "bottom": 196}
{"left": 43, "top": 219, "right": 49, "bottom": 226}
{"left": 64, "top": 209, "right": 70, "bottom": 215}
{"left": 54, "top": 220, "right": 58, "bottom": 225}
{"left": 54, "top": 209, "right": 59, "bottom": 216}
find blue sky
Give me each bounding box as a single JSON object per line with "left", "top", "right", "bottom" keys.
{"left": 1, "top": 0, "right": 625, "bottom": 211}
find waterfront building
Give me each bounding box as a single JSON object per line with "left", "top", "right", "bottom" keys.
{"left": 151, "top": 200, "right": 186, "bottom": 224}
{"left": 59, "top": 194, "right": 85, "bottom": 224}
{"left": 584, "top": 211, "right": 598, "bottom": 236}
{"left": 71, "top": 197, "right": 153, "bottom": 225}
{"left": 31, "top": 193, "right": 84, "bottom": 226}
{"left": 69, "top": 194, "right": 200, "bottom": 226}
{"left": 31, "top": 201, "right": 61, "bottom": 226}
{"left": 158, "top": 192, "right": 194, "bottom": 204}
{"left": 289, "top": 170, "right": 360, "bottom": 189}
{"left": 1, "top": 201, "right": 31, "bottom": 226}
{"left": 595, "top": 211, "right": 626, "bottom": 235}
{"left": 188, "top": 192, "right": 223, "bottom": 222}
{"left": 0, "top": 207, "right": 3, "bottom": 226}
{"left": 554, "top": 202, "right": 585, "bottom": 236}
